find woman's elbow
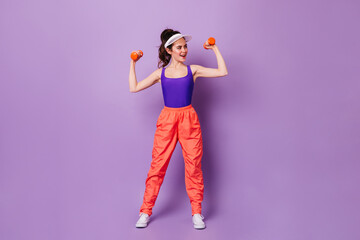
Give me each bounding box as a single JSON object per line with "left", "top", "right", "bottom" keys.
{"left": 217, "top": 69, "right": 228, "bottom": 77}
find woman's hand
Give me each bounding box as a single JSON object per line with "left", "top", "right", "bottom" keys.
{"left": 204, "top": 42, "right": 216, "bottom": 50}
{"left": 130, "top": 50, "right": 143, "bottom": 62}
{"left": 204, "top": 37, "right": 216, "bottom": 50}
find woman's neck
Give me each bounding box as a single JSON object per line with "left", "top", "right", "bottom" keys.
{"left": 167, "top": 61, "right": 185, "bottom": 69}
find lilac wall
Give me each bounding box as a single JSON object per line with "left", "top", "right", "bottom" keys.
{"left": 1, "top": 0, "right": 359, "bottom": 239}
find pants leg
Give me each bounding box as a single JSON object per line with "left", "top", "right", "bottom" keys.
{"left": 178, "top": 106, "right": 204, "bottom": 216}
{"left": 139, "top": 109, "right": 178, "bottom": 216}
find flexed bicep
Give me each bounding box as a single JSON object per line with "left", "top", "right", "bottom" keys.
{"left": 132, "top": 68, "right": 161, "bottom": 93}
{"left": 193, "top": 65, "right": 228, "bottom": 79}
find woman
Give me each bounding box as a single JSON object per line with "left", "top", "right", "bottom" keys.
{"left": 129, "top": 28, "right": 228, "bottom": 229}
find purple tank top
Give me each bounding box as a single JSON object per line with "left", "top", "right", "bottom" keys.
{"left": 161, "top": 65, "right": 194, "bottom": 108}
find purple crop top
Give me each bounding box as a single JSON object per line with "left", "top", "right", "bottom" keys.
{"left": 161, "top": 65, "right": 194, "bottom": 108}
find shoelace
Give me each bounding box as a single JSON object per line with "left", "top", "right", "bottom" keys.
{"left": 139, "top": 212, "right": 149, "bottom": 217}
{"left": 194, "top": 214, "right": 204, "bottom": 220}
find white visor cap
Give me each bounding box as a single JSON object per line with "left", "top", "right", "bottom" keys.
{"left": 164, "top": 33, "right": 192, "bottom": 49}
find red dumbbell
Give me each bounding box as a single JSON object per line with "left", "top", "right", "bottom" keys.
{"left": 203, "top": 37, "right": 216, "bottom": 49}
{"left": 130, "top": 50, "right": 143, "bottom": 61}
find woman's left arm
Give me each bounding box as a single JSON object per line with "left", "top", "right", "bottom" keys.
{"left": 193, "top": 44, "right": 228, "bottom": 78}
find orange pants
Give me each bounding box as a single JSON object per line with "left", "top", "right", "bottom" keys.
{"left": 139, "top": 104, "right": 204, "bottom": 216}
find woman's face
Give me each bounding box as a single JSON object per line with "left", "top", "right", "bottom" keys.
{"left": 167, "top": 38, "right": 188, "bottom": 62}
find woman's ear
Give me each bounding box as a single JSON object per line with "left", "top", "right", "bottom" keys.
{"left": 166, "top": 48, "right": 172, "bottom": 55}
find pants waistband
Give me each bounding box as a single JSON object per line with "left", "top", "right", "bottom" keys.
{"left": 163, "top": 104, "right": 193, "bottom": 112}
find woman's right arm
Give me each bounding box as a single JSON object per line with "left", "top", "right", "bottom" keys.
{"left": 129, "top": 60, "right": 161, "bottom": 93}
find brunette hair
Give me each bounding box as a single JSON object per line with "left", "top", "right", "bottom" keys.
{"left": 157, "top": 28, "right": 181, "bottom": 68}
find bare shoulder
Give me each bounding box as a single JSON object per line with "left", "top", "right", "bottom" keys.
{"left": 153, "top": 67, "right": 162, "bottom": 83}
{"left": 155, "top": 67, "right": 162, "bottom": 77}
{"left": 190, "top": 65, "right": 202, "bottom": 81}
{"left": 190, "top": 64, "right": 200, "bottom": 75}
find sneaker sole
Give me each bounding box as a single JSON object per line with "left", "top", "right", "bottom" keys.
{"left": 135, "top": 223, "right": 148, "bottom": 228}
{"left": 194, "top": 224, "right": 206, "bottom": 230}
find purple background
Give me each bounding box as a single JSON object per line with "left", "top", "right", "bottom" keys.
{"left": 1, "top": 0, "right": 360, "bottom": 239}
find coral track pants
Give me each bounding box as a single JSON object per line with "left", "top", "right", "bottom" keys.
{"left": 139, "top": 104, "right": 204, "bottom": 216}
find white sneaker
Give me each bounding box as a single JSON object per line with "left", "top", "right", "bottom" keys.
{"left": 192, "top": 214, "right": 206, "bottom": 229}
{"left": 135, "top": 212, "right": 150, "bottom": 228}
